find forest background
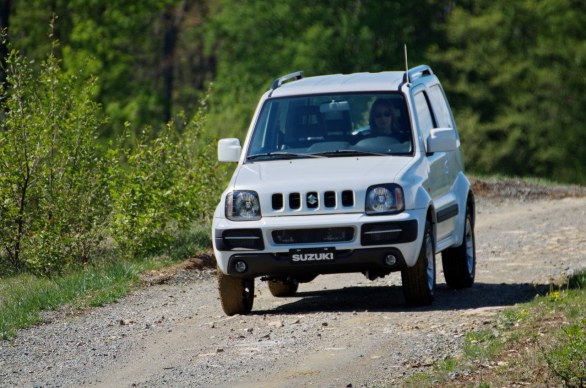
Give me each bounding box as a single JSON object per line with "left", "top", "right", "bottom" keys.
{"left": 1, "top": 0, "right": 585, "bottom": 275}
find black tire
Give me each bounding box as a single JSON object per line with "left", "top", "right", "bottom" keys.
{"left": 268, "top": 278, "right": 299, "bottom": 297}
{"left": 296, "top": 274, "right": 317, "bottom": 283}
{"left": 442, "top": 206, "right": 476, "bottom": 289}
{"left": 217, "top": 267, "right": 254, "bottom": 316}
{"left": 402, "top": 220, "right": 435, "bottom": 306}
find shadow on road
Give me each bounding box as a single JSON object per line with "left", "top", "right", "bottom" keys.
{"left": 253, "top": 282, "right": 549, "bottom": 315}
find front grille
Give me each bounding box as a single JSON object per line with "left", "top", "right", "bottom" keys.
{"left": 272, "top": 227, "right": 355, "bottom": 245}
{"left": 271, "top": 190, "right": 355, "bottom": 211}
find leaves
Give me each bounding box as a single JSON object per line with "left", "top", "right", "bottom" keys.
{"left": 0, "top": 42, "right": 224, "bottom": 276}
{"left": 432, "top": 0, "right": 586, "bottom": 184}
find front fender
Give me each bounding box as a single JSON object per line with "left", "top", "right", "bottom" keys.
{"left": 451, "top": 172, "right": 473, "bottom": 247}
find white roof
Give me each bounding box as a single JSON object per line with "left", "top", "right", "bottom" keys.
{"left": 270, "top": 71, "right": 406, "bottom": 97}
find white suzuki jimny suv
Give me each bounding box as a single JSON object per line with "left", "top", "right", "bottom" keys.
{"left": 213, "top": 65, "right": 476, "bottom": 315}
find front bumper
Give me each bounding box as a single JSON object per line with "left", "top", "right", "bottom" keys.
{"left": 224, "top": 247, "right": 408, "bottom": 278}
{"left": 213, "top": 210, "right": 426, "bottom": 277}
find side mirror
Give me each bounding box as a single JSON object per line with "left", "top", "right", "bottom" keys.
{"left": 218, "top": 138, "right": 242, "bottom": 162}
{"left": 427, "top": 128, "right": 458, "bottom": 153}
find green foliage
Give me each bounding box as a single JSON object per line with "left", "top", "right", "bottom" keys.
{"left": 464, "top": 329, "right": 503, "bottom": 362}
{"left": 10, "top": 0, "right": 193, "bottom": 133}
{"left": 540, "top": 272, "right": 586, "bottom": 386}
{"left": 0, "top": 261, "right": 145, "bottom": 340}
{"left": 431, "top": 0, "right": 586, "bottom": 184}
{"left": 107, "top": 99, "right": 226, "bottom": 259}
{"left": 3, "top": 0, "right": 586, "bottom": 274}
{"left": 0, "top": 43, "right": 109, "bottom": 275}
{"left": 543, "top": 320, "right": 586, "bottom": 387}
{"left": 0, "top": 39, "right": 224, "bottom": 276}
{"left": 7, "top": 0, "right": 586, "bottom": 185}
{"left": 205, "top": 0, "right": 444, "bottom": 137}
{"left": 402, "top": 270, "right": 586, "bottom": 386}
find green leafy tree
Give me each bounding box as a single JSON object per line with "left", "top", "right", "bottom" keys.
{"left": 8, "top": 0, "right": 199, "bottom": 135}
{"left": 431, "top": 0, "right": 586, "bottom": 184}
{"left": 205, "top": 0, "right": 445, "bottom": 138}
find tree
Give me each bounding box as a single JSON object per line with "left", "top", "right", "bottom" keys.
{"left": 205, "top": 0, "right": 446, "bottom": 137}
{"left": 430, "top": 0, "right": 586, "bottom": 184}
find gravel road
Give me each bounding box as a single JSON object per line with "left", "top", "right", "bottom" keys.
{"left": 2, "top": 181, "right": 586, "bottom": 387}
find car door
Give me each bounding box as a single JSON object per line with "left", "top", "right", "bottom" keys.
{"left": 413, "top": 88, "right": 454, "bottom": 241}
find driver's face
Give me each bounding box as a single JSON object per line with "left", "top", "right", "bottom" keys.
{"left": 374, "top": 108, "right": 392, "bottom": 132}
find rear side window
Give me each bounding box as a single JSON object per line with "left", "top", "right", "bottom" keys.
{"left": 414, "top": 91, "right": 435, "bottom": 141}
{"left": 428, "top": 84, "right": 454, "bottom": 128}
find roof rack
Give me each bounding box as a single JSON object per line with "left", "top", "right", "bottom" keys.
{"left": 270, "top": 71, "right": 304, "bottom": 91}
{"left": 405, "top": 65, "right": 433, "bottom": 83}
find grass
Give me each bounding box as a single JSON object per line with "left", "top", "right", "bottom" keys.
{"left": 403, "top": 270, "right": 586, "bottom": 387}
{"left": 0, "top": 223, "right": 212, "bottom": 340}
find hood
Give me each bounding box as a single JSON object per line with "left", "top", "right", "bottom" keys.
{"left": 234, "top": 157, "right": 412, "bottom": 191}
{"left": 230, "top": 156, "right": 414, "bottom": 216}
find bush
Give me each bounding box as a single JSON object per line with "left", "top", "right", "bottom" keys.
{"left": 107, "top": 98, "right": 226, "bottom": 259}
{"left": 1, "top": 39, "right": 226, "bottom": 276}
{"left": 0, "top": 43, "right": 109, "bottom": 275}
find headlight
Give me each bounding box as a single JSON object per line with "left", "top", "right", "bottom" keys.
{"left": 365, "top": 184, "right": 404, "bottom": 215}
{"left": 226, "top": 191, "right": 262, "bottom": 221}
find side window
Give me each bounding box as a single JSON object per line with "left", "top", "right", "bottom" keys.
{"left": 414, "top": 91, "right": 435, "bottom": 141}
{"left": 429, "top": 84, "right": 454, "bottom": 128}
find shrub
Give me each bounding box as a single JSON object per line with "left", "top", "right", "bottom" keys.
{"left": 0, "top": 39, "right": 225, "bottom": 276}
{"left": 0, "top": 43, "right": 109, "bottom": 275}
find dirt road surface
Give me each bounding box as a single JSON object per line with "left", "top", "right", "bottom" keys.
{"left": 2, "top": 184, "right": 586, "bottom": 387}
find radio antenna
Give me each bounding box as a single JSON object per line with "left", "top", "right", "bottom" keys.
{"left": 403, "top": 44, "right": 409, "bottom": 83}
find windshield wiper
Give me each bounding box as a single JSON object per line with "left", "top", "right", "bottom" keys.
{"left": 310, "top": 149, "right": 389, "bottom": 157}
{"left": 247, "top": 152, "right": 325, "bottom": 160}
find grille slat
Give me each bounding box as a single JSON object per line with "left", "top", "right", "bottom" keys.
{"left": 289, "top": 193, "right": 301, "bottom": 209}
{"left": 324, "top": 191, "right": 336, "bottom": 207}
{"left": 342, "top": 190, "right": 354, "bottom": 207}
{"left": 272, "top": 193, "right": 284, "bottom": 210}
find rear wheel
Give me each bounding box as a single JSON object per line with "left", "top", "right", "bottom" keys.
{"left": 217, "top": 267, "right": 254, "bottom": 316}
{"left": 268, "top": 278, "right": 299, "bottom": 297}
{"left": 442, "top": 206, "right": 476, "bottom": 289}
{"left": 402, "top": 220, "right": 435, "bottom": 306}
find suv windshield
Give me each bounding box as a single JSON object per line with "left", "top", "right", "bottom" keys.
{"left": 247, "top": 93, "right": 412, "bottom": 161}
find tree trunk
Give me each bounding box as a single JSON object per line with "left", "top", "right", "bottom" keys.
{"left": 161, "top": 3, "right": 182, "bottom": 123}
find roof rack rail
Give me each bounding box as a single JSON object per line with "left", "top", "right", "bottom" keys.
{"left": 405, "top": 65, "right": 433, "bottom": 83}
{"left": 270, "top": 71, "right": 304, "bottom": 91}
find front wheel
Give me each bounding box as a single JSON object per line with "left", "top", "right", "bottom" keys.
{"left": 442, "top": 206, "right": 476, "bottom": 289}
{"left": 402, "top": 220, "right": 435, "bottom": 306}
{"left": 217, "top": 267, "right": 254, "bottom": 316}
{"left": 268, "top": 278, "right": 299, "bottom": 297}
